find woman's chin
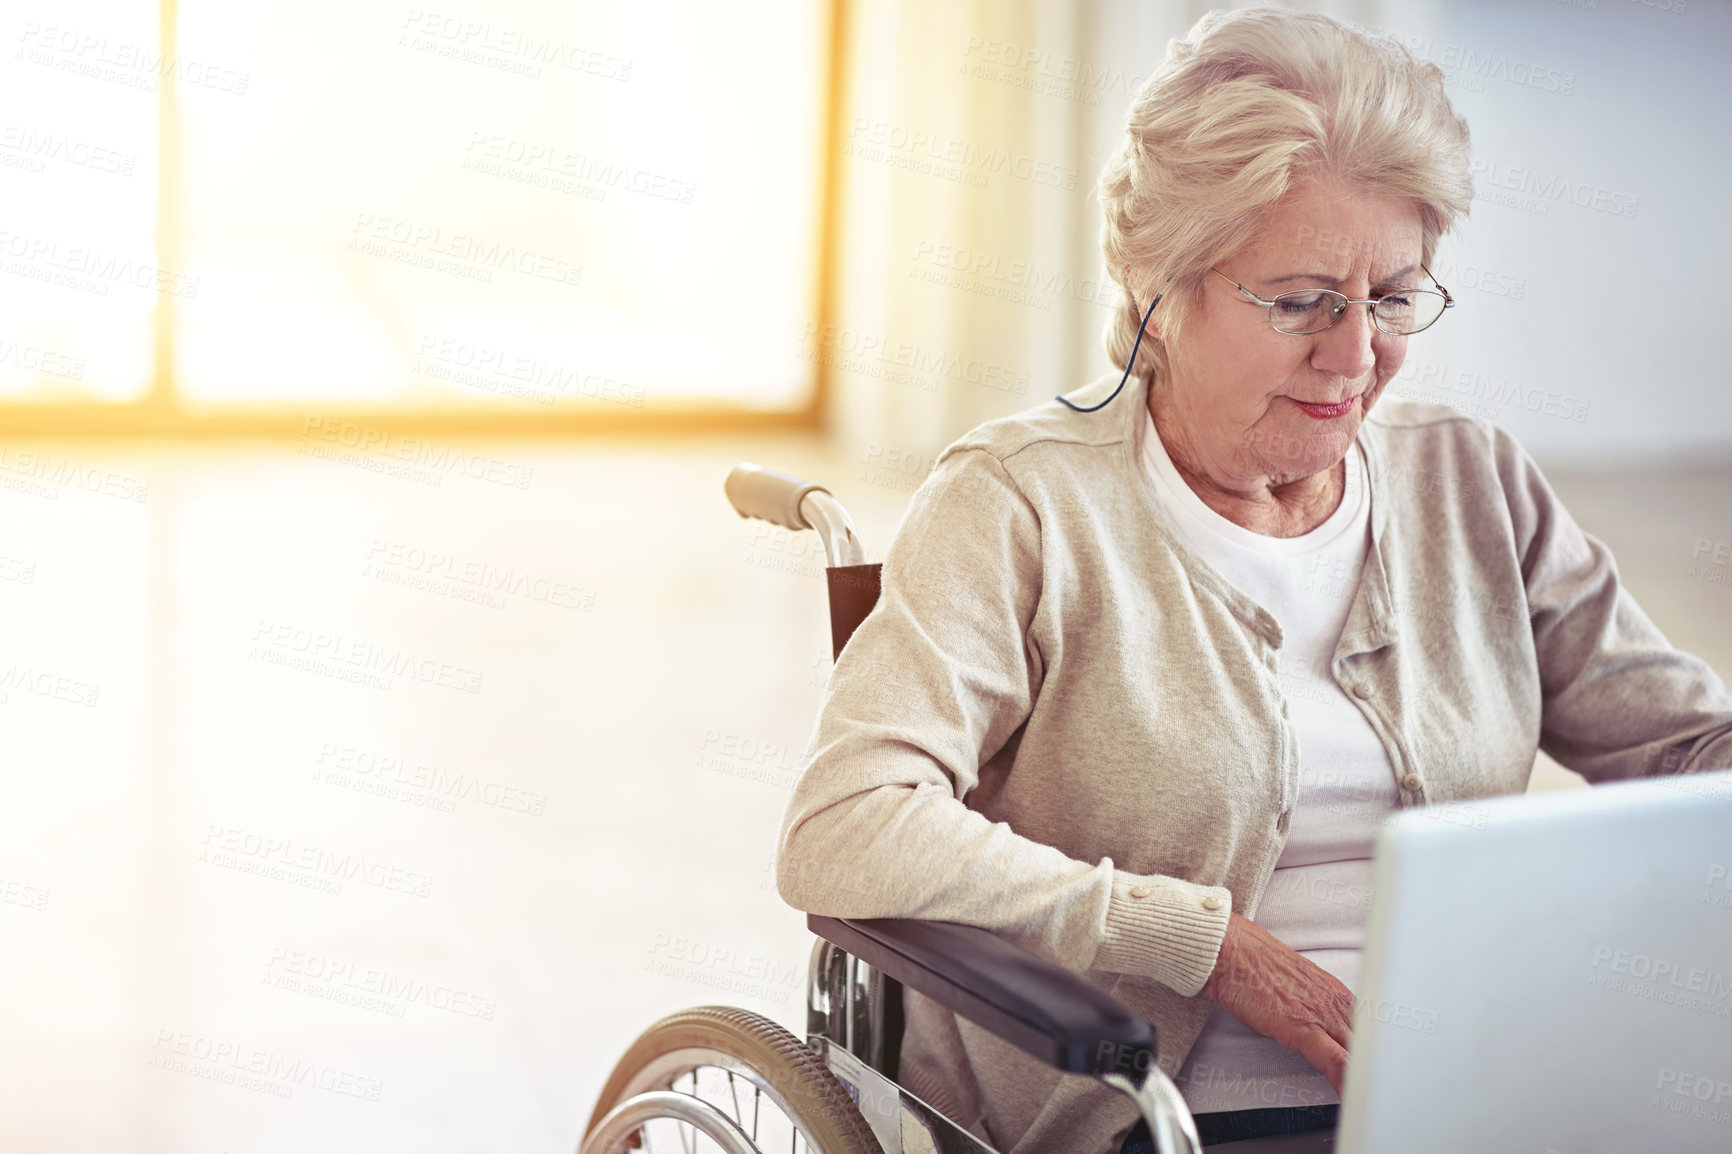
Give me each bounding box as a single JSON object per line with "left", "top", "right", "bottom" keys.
{"left": 1246, "top": 416, "right": 1356, "bottom": 478}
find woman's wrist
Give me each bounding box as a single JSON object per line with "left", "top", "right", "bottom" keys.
{"left": 1198, "top": 911, "right": 1243, "bottom": 1001}
{"left": 1092, "top": 870, "right": 1233, "bottom": 996}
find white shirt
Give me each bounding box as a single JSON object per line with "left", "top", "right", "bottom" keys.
{"left": 1137, "top": 409, "right": 1400, "bottom": 1113}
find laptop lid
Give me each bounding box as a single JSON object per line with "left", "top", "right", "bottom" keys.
{"left": 1337, "top": 770, "right": 1732, "bottom": 1154}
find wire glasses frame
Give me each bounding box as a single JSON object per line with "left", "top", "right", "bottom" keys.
{"left": 1211, "top": 265, "right": 1455, "bottom": 336}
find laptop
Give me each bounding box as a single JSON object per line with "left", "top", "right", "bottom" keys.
{"left": 1204, "top": 769, "right": 1732, "bottom": 1153}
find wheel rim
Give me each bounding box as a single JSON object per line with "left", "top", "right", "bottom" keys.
{"left": 606, "top": 1045, "right": 830, "bottom": 1154}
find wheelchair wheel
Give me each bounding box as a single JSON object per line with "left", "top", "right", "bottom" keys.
{"left": 583, "top": 1005, "right": 883, "bottom": 1154}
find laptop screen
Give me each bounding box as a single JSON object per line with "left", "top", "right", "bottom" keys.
{"left": 1338, "top": 771, "right": 1732, "bottom": 1154}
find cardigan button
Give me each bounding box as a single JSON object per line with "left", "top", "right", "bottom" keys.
{"left": 1201, "top": 895, "right": 1224, "bottom": 911}
{"left": 1402, "top": 773, "right": 1422, "bottom": 790}
{"left": 1353, "top": 682, "right": 1376, "bottom": 699}
{"left": 1128, "top": 885, "right": 1153, "bottom": 899}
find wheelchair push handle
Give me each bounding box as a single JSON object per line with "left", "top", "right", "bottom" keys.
{"left": 726, "top": 462, "right": 868, "bottom": 569}
{"left": 725, "top": 462, "right": 827, "bottom": 532}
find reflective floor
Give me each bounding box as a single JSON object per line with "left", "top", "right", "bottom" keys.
{"left": 0, "top": 433, "right": 1726, "bottom": 1153}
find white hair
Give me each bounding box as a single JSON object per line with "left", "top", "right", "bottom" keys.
{"left": 1097, "top": 7, "right": 1474, "bottom": 381}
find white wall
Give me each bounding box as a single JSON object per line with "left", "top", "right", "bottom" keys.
{"left": 1399, "top": 0, "right": 1732, "bottom": 464}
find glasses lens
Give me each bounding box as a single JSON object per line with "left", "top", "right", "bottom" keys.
{"left": 1373, "top": 289, "right": 1448, "bottom": 335}
{"left": 1269, "top": 290, "right": 1346, "bottom": 335}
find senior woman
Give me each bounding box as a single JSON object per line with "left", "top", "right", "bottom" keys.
{"left": 775, "top": 8, "right": 1732, "bottom": 1154}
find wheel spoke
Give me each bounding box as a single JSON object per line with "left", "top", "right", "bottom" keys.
{"left": 726, "top": 1069, "right": 744, "bottom": 1126}
{"left": 679, "top": 1072, "right": 696, "bottom": 1154}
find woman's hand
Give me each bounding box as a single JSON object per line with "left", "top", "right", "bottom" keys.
{"left": 1198, "top": 912, "right": 1356, "bottom": 1094}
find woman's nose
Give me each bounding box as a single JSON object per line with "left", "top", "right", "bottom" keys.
{"left": 1311, "top": 303, "right": 1378, "bottom": 380}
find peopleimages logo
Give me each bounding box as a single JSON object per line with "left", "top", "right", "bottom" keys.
{"left": 1590, "top": 946, "right": 1732, "bottom": 996}
{"left": 645, "top": 932, "right": 803, "bottom": 1004}
{"left": 149, "top": 1029, "right": 383, "bottom": 1101}
{"left": 1394, "top": 359, "right": 1591, "bottom": 424}
{"left": 199, "top": 824, "right": 435, "bottom": 898}
{"left": 0, "top": 227, "right": 200, "bottom": 297}
{"left": 1354, "top": 25, "right": 1576, "bottom": 95}
{"left": 1470, "top": 158, "right": 1640, "bottom": 220}
{"left": 848, "top": 118, "right": 1079, "bottom": 190}
{"left": 15, "top": 23, "right": 251, "bottom": 94}
{"left": 462, "top": 131, "right": 694, "bottom": 204}
{"left": 0, "top": 334, "right": 85, "bottom": 380}
{"left": 0, "top": 447, "right": 149, "bottom": 501}
{"left": 802, "top": 324, "right": 1029, "bottom": 394}
{"left": 1652, "top": 1067, "right": 1732, "bottom": 1129}
{"left": 0, "top": 124, "right": 136, "bottom": 176}
{"left": 299, "top": 417, "right": 534, "bottom": 489}
{"left": 363, "top": 538, "right": 595, "bottom": 611}
{"left": 249, "top": 618, "right": 485, "bottom": 695}
{"left": 0, "top": 662, "right": 101, "bottom": 707}
{"left": 312, "top": 742, "right": 548, "bottom": 817}
{"left": 412, "top": 336, "right": 644, "bottom": 408}
{"left": 264, "top": 947, "right": 497, "bottom": 1019}
{"left": 397, "top": 8, "right": 633, "bottom": 81}
{"left": 348, "top": 213, "right": 583, "bottom": 289}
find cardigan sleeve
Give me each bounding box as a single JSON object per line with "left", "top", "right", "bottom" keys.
{"left": 1493, "top": 427, "right": 1732, "bottom": 781}
{"left": 775, "top": 445, "right": 1231, "bottom": 997}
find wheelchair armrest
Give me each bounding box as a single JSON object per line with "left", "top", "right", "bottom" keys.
{"left": 808, "top": 915, "right": 1156, "bottom": 1079}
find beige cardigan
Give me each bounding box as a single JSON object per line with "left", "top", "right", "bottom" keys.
{"left": 775, "top": 370, "right": 1732, "bottom": 1154}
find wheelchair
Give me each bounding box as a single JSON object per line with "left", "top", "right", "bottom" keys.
{"left": 578, "top": 464, "right": 1205, "bottom": 1154}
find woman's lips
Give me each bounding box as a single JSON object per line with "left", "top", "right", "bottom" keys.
{"left": 1291, "top": 395, "right": 1358, "bottom": 420}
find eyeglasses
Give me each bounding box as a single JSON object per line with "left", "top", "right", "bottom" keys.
{"left": 1210, "top": 265, "right": 1455, "bottom": 336}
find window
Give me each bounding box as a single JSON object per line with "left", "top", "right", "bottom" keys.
{"left": 2, "top": 0, "right": 838, "bottom": 432}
